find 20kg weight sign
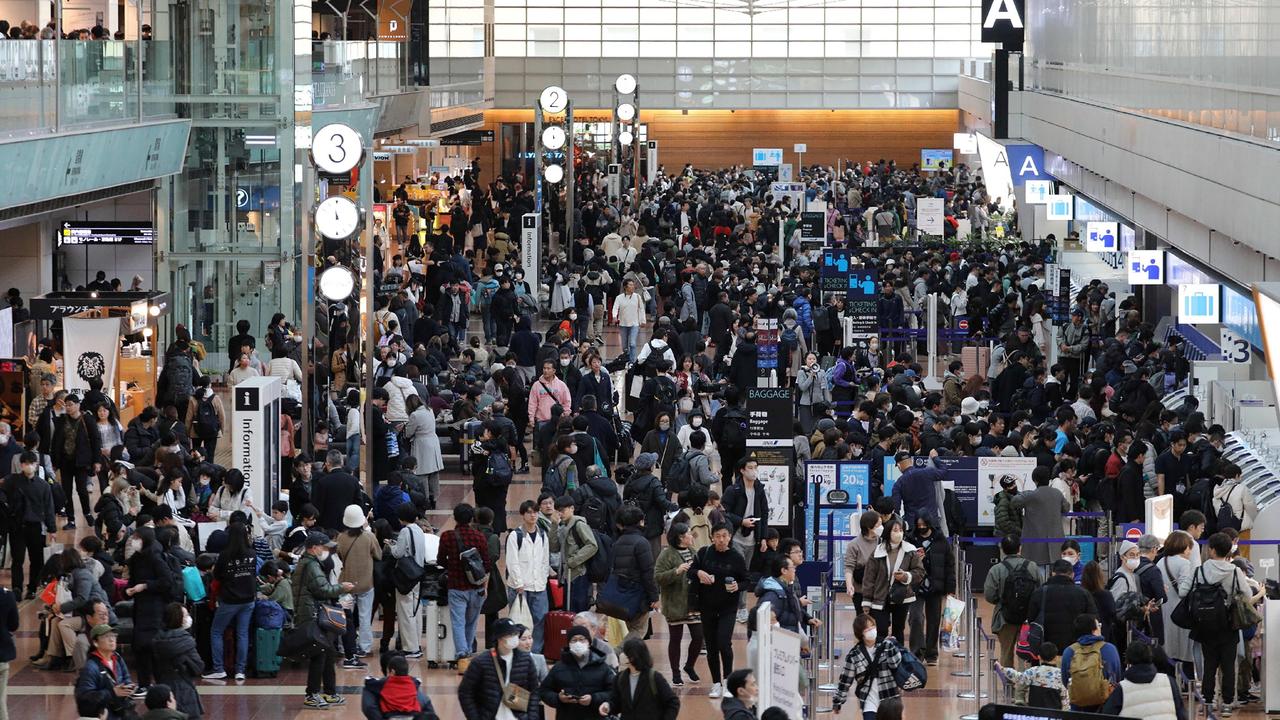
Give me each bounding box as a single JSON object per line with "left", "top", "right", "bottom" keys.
{"left": 1221, "top": 328, "right": 1251, "bottom": 364}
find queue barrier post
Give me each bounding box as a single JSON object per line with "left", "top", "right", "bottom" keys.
{"left": 952, "top": 564, "right": 974, "bottom": 675}
{"left": 814, "top": 570, "right": 834, "bottom": 714}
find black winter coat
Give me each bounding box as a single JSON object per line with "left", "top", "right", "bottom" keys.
{"left": 51, "top": 413, "right": 99, "bottom": 470}
{"left": 458, "top": 649, "right": 542, "bottom": 720}
{"left": 539, "top": 647, "right": 618, "bottom": 720}
{"left": 622, "top": 473, "right": 676, "bottom": 541}
{"left": 611, "top": 528, "right": 659, "bottom": 603}
{"left": 1027, "top": 575, "right": 1098, "bottom": 652}
{"left": 721, "top": 481, "right": 769, "bottom": 544}
{"left": 607, "top": 668, "right": 680, "bottom": 720}
{"left": 909, "top": 529, "right": 956, "bottom": 597}
{"left": 151, "top": 628, "right": 205, "bottom": 719}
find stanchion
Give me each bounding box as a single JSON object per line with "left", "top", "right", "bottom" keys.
{"left": 953, "top": 565, "right": 974, "bottom": 675}
{"left": 814, "top": 571, "right": 835, "bottom": 713}
{"left": 956, "top": 596, "right": 980, "bottom": 689}
{"left": 958, "top": 618, "right": 988, "bottom": 720}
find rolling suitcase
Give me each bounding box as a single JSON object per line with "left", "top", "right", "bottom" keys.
{"left": 544, "top": 610, "right": 574, "bottom": 662}
{"left": 252, "top": 627, "right": 283, "bottom": 678}
{"left": 422, "top": 601, "right": 456, "bottom": 669}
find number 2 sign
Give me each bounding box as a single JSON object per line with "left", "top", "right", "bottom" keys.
{"left": 1220, "top": 328, "right": 1251, "bottom": 364}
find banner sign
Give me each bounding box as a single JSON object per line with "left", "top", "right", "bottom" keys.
{"left": 63, "top": 317, "right": 121, "bottom": 398}
{"left": 805, "top": 461, "right": 872, "bottom": 558}
{"left": 846, "top": 267, "right": 879, "bottom": 337}
{"left": 820, "top": 249, "right": 851, "bottom": 292}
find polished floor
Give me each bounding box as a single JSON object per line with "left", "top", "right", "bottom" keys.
{"left": 12, "top": 315, "right": 1270, "bottom": 719}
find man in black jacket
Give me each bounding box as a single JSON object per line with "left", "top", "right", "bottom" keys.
{"left": 311, "top": 450, "right": 363, "bottom": 532}
{"left": 622, "top": 454, "right": 676, "bottom": 558}
{"left": 51, "top": 395, "right": 97, "bottom": 530}
{"left": 722, "top": 457, "right": 770, "bottom": 624}
{"left": 539, "top": 625, "right": 617, "bottom": 720}
{"left": 6, "top": 452, "right": 57, "bottom": 598}
{"left": 608, "top": 506, "right": 660, "bottom": 641}
{"left": 576, "top": 395, "right": 617, "bottom": 466}
{"left": 1027, "top": 559, "right": 1098, "bottom": 653}
{"left": 123, "top": 408, "right": 160, "bottom": 467}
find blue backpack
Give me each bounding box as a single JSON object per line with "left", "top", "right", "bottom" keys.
{"left": 253, "top": 599, "right": 287, "bottom": 630}
{"left": 181, "top": 566, "right": 206, "bottom": 602}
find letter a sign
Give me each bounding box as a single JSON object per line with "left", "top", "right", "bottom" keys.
{"left": 981, "top": 0, "right": 1025, "bottom": 44}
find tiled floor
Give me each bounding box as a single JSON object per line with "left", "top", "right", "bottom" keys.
{"left": 11, "top": 316, "right": 1270, "bottom": 719}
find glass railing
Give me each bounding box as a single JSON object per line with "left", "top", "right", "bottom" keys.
{"left": 429, "top": 80, "right": 485, "bottom": 109}
{"left": 0, "top": 39, "right": 176, "bottom": 136}
{"left": 313, "top": 40, "right": 411, "bottom": 107}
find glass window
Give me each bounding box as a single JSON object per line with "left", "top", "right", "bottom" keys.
{"left": 602, "top": 41, "right": 639, "bottom": 56}
{"left": 640, "top": 24, "right": 676, "bottom": 40}
{"left": 789, "top": 40, "right": 824, "bottom": 57}
{"left": 603, "top": 24, "right": 639, "bottom": 40}
{"left": 678, "top": 24, "right": 713, "bottom": 41}
{"left": 494, "top": 40, "right": 524, "bottom": 55}
{"left": 527, "top": 8, "right": 562, "bottom": 22}
{"left": 899, "top": 24, "right": 932, "bottom": 41}
{"left": 862, "top": 24, "right": 897, "bottom": 41}
{"left": 565, "top": 41, "right": 600, "bottom": 55}
{"left": 566, "top": 25, "right": 601, "bottom": 40}
{"left": 679, "top": 41, "right": 713, "bottom": 55}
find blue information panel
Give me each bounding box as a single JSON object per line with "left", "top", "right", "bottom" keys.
{"left": 804, "top": 461, "right": 871, "bottom": 561}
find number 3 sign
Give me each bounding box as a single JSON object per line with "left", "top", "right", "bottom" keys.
{"left": 311, "top": 123, "right": 364, "bottom": 175}
{"left": 1220, "top": 328, "right": 1251, "bottom": 364}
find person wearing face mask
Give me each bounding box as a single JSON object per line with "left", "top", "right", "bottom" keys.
{"left": 906, "top": 515, "right": 955, "bottom": 666}
{"left": 860, "top": 518, "right": 924, "bottom": 644}
{"left": 290, "top": 532, "right": 354, "bottom": 709}
{"left": 843, "top": 511, "right": 884, "bottom": 609}
{"left": 722, "top": 458, "right": 770, "bottom": 624}
{"left": 3, "top": 451, "right": 57, "bottom": 600}
{"left": 32, "top": 546, "right": 116, "bottom": 672}
{"left": 151, "top": 603, "right": 204, "bottom": 719}
{"left": 124, "top": 527, "right": 173, "bottom": 695}
{"left": 538, "top": 625, "right": 616, "bottom": 720}
{"left": 833, "top": 614, "right": 902, "bottom": 719}
{"left": 796, "top": 352, "right": 832, "bottom": 435}
{"left": 555, "top": 348, "right": 582, "bottom": 391}
{"left": 1106, "top": 538, "right": 1163, "bottom": 652}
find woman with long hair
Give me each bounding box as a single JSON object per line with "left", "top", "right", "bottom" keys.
{"left": 654, "top": 522, "right": 703, "bottom": 687}
{"left": 208, "top": 468, "right": 250, "bottom": 522}
{"left": 600, "top": 638, "right": 681, "bottom": 720}
{"left": 32, "top": 546, "right": 114, "bottom": 670}
{"left": 1081, "top": 560, "right": 1117, "bottom": 643}
{"left": 1156, "top": 530, "right": 1196, "bottom": 665}
{"left": 205, "top": 521, "right": 256, "bottom": 680}
{"left": 859, "top": 518, "right": 924, "bottom": 643}
{"left": 639, "top": 410, "right": 681, "bottom": 485}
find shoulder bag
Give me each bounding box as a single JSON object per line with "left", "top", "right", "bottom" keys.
{"left": 493, "top": 650, "right": 531, "bottom": 712}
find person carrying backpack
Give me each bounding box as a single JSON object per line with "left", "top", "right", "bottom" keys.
{"left": 1211, "top": 461, "right": 1258, "bottom": 535}
{"left": 548, "top": 494, "right": 600, "bottom": 614}
{"left": 1098, "top": 641, "right": 1186, "bottom": 720}
{"left": 983, "top": 534, "right": 1042, "bottom": 667}
{"left": 1177, "top": 532, "right": 1262, "bottom": 712}
{"left": 623, "top": 453, "right": 678, "bottom": 558}
{"left": 1060, "top": 613, "right": 1122, "bottom": 711}
{"left": 156, "top": 350, "right": 195, "bottom": 420}
{"left": 185, "top": 375, "right": 225, "bottom": 460}
{"left": 438, "top": 504, "right": 493, "bottom": 676}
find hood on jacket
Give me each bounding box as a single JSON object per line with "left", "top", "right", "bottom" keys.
{"left": 86, "top": 556, "right": 105, "bottom": 580}
{"left": 1198, "top": 557, "right": 1241, "bottom": 585}
{"left": 756, "top": 576, "right": 785, "bottom": 597}
{"left": 1122, "top": 663, "right": 1160, "bottom": 684}
{"left": 1212, "top": 479, "right": 1241, "bottom": 503}
{"left": 1075, "top": 633, "right": 1106, "bottom": 646}
{"left": 872, "top": 539, "right": 918, "bottom": 558}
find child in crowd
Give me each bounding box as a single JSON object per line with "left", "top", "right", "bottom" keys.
{"left": 996, "top": 642, "right": 1066, "bottom": 710}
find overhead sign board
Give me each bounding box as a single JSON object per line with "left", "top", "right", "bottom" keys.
{"left": 1045, "top": 195, "right": 1074, "bottom": 220}
{"left": 1024, "top": 179, "right": 1052, "bottom": 204}
{"left": 1221, "top": 328, "right": 1251, "bottom": 364}
{"left": 1127, "top": 250, "right": 1165, "bottom": 285}
{"left": 1178, "top": 283, "right": 1221, "bottom": 324}
{"left": 980, "top": 0, "right": 1025, "bottom": 45}
{"left": 953, "top": 132, "right": 978, "bottom": 155}
{"left": 1085, "top": 221, "right": 1119, "bottom": 252}
{"left": 753, "top": 148, "right": 784, "bottom": 166}
{"left": 58, "top": 221, "right": 155, "bottom": 246}
{"left": 439, "top": 130, "right": 494, "bottom": 146}
{"left": 1006, "top": 144, "right": 1047, "bottom": 184}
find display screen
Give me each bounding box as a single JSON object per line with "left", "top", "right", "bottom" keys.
{"left": 58, "top": 221, "right": 155, "bottom": 246}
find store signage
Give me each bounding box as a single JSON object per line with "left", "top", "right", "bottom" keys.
{"left": 404, "top": 139, "right": 441, "bottom": 147}
{"left": 57, "top": 221, "right": 155, "bottom": 246}
{"left": 917, "top": 197, "right": 945, "bottom": 235}
{"left": 953, "top": 132, "right": 978, "bottom": 155}
{"left": 372, "top": 152, "right": 391, "bottom": 161}
{"left": 981, "top": 0, "right": 1025, "bottom": 45}
{"left": 921, "top": 149, "right": 953, "bottom": 172}
{"left": 439, "top": 130, "right": 494, "bottom": 146}
{"left": 1127, "top": 250, "right": 1164, "bottom": 285}
{"left": 1024, "top": 179, "right": 1052, "bottom": 204}
{"left": 753, "top": 148, "right": 784, "bottom": 166}
{"left": 1045, "top": 195, "right": 1074, "bottom": 220}
{"left": 1178, "top": 283, "right": 1221, "bottom": 324}
{"left": 1085, "top": 221, "right": 1118, "bottom": 252}
{"left": 377, "top": 0, "right": 410, "bottom": 40}
{"left": 380, "top": 145, "right": 416, "bottom": 154}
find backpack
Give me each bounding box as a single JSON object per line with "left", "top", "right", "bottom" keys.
{"left": 889, "top": 638, "right": 928, "bottom": 691}
{"left": 641, "top": 345, "right": 667, "bottom": 376}
{"left": 163, "top": 354, "right": 195, "bottom": 402}
{"left": 813, "top": 307, "right": 830, "bottom": 333}
{"left": 1188, "top": 477, "right": 1219, "bottom": 533}
{"left": 576, "top": 484, "right": 610, "bottom": 532}
{"left": 182, "top": 566, "right": 207, "bottom": 602}
{"left": 686, "top": 510, "right": 712, "bottom": 551}
{"left": 1214, "top": 483, "right": 1244, "bottom": 533}
{"left": 1066, "top": 641, "right": 1111, "bottom": 708}
{"left": 253, "top": 599, "right": 286, "bottom": 630}
{"left": 666, "top": 451, "right": 698, "bottom": 496}
{"left": 454, "top": 531, "right": 489, "bottom": 587}
{"left": 998, "top": 559, "right": 1037, "bottom": 626}
{"left": 1109, "top": 571, "right": 1149, "bottom": 623}
{"left": 483, "top": 451, "right": 513, "bottom": 490}
{"left": 781, "top": 325, "right": 799, "bottom": 346}
{"left": 574, "top": 522, "right": 613, "bottom": 583}
{"left": 1180, "top": 566, "right": 1230, "bottom": 635}
{"left": 541, "top": 456, "right": 574, "bottom": 498}
{"left": 719, "top": 408, "right": 749, "bottom": 451}
{"left": 194, "top": 394, "right": 221, "bottom": 438}
{"left": 651, "top": 377, "right": 677, "bottom": 406}
{"left": 160, "top": 551, "right": 188, "bottom": 603}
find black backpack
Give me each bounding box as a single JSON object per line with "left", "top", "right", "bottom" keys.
{"left": 651, "top": 377, "right": 678, "bottom": 407}
{"left": 160, "top": 551, "right": 188, "bottom": 603}
{"left": 1215, "top": 483, "right": 1244, "bottom": 533}
{"left": 720, "top": 408, "right": 749, "bottom": 450}
{"left": 575, "top": 484, "right": 610, "bottom": 533}
{"left": 574, "top": 522, "right": 613, "bottom": 583}
{"left": 483, "top": 451, "right": 513, "bottom": 490}
{"left": 164, "top": 355, "right": 195, "bottom": 403}
{"left": 999, "top": 559, "right": 1038, "bottom": 625}
{"left": 665, "top": 451, "right": 698, "bottom": 496}
{"left": 1189, "top": 477, "right": 1220, "bottom": 533}
{"left": 1185, "top": 566, "right": 1231, "bottom": 635}
{"left": 194, "top": 394, "right": 221, "bottom": 438}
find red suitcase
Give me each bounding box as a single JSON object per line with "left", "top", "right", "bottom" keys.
{"left": 543, "top": 610, "right": 574, "bottom": 662}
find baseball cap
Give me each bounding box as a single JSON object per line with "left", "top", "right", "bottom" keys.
{"left": 90, "top": 624, "right": 117, "bottom": 640}
{"left": 304, "top": 532, "right": 337, "bottom": 549}
{"left": 894, "top": 450, "right": 912, "bottom": 464}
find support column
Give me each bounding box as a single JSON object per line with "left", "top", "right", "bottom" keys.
{"left": 993, "top": 48, "right": 1009, "bottom": 139}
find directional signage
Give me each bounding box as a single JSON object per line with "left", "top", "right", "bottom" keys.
{"left": 753, "top": 148, "right": 784, "bottom": 166}
{"left": 58, "top": 221, "right": 155, "bottom": 246}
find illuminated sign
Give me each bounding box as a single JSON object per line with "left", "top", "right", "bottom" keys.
{"left": 57, "top": 221, "right": 154, "bottom": 246}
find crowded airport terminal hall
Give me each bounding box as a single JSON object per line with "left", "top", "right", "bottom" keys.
{"left": 1, "top": 1, "right": 1279, "bottom": 719}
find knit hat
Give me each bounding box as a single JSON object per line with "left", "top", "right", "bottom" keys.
{"left": 342, "top": 504, "right": 365, "bottom": 530}
{"left": 1118, "top": 540, "right": 1138, "bottom": 557}
{"left": 634, "top": 452, "right": 659, "bottom": 471}
{"left": 566, "top": 626, "right": 592, "bottom": 643}
{"left": 961, "top": 397, "right": 981, "bottom": 416}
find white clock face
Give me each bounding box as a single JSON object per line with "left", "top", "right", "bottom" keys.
{"left": 615, "top": 74, "right": 637, "bottom": 95}
{"left": 315, "top": 196, "right": 361, "bottom": 240}
{"left": 312, "top": 123, "right": 363, "bottom": 174}
{"left": 544, "top": 164, "right": 564, "bottom": 184}
{"left": 318, "top": 266, "right": 356, "bottom": 301}
{"left": 616, "top": 103, "right": 636, "bottom": 122}
{"left": 539, "top": 86, "right": 568, "bottom": 114}
{"left": 618, "top": 130, "right": 634, "bottom": 146}
{"left": 541, "top": 126, "right": 566, "bottom": 150}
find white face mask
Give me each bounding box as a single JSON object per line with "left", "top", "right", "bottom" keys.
{"left": 1231, "top": 544, "right": 1238, "bottom": 555}
{"left": 569, "top": 641, "right": 590, "bottom": 658}
{"left": 501, "top": 636, "right": 520, "bottom": 652}
{"left": 691, "top": 417, "right": 703, "bottom": 428}
{"left": 890, "top": 531, "right": 904, "bottom": 545}
{"left": 1125, "top": 557, "right": 1140, "bottom": 571}
{"left": 560, "top": 358, "right": 571, "bottom": 366}
{"left": 864, "top": 629, "right": 878, "bottom": 644}
{"left": 318, "top": 550, "right": 331, "bottom": 563}
{"left": 129, "top": 539, "right": 143, "bottom": 553}
{"left": 1062, "top": 554, "right": 1078, "bottom": 565}
{"left": 659, "top": 421, "right": 670, "bottom": 431}
{"left": 182, "top": 614, "right": 193, "bottom": 630}
{"left": 872, "top": 525, "right": 883, "bottom": 538}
